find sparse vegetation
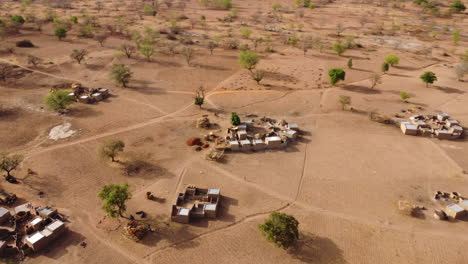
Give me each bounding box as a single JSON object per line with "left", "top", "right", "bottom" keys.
{"left": 111, "top": 64, "right": 132, "bottom": 87}
{"left": 400, "top": 91, "right": 410, "bottom": 102}
{"left": 238, "top": 51, "right": 259, "bottom": 72}
{"left": 420, "top": 71, "right": 437, "bottom": 87}
{"left": 70, "top": 49, "right": 87, "bottom": 64}
{"left": 339, "top": 95, "right": 351, "bottom": 110}
{"left": 328, "top": 68, "right": 346, "bottom": 85}
{"left": 0, "top": 152, "right": 24, "bottom": 179}
{"left": 332, "top": 41, "right": 346, "bottom": 56}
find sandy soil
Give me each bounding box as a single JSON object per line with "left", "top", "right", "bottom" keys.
{"left": 0, "top": 0, "right": 467, "bottom": 263}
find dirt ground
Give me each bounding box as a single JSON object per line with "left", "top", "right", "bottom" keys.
{"left": 1, "top": 0, "right": 468, "bottom": 263}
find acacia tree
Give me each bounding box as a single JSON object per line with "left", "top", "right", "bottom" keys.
{"left": 95, "top": 33, "right": 108, "bottom": 47}
{"left": 384, "top": 54, "right": 400, "bottom": 67}
{"left": 238, "top": 51, "right": 259, "bottom": 72}
{"left": 420, "top": 71, "right": 437, "bottom": 87}
{"left": 0, "top": 153, "right": 24, "bottom": 179}
{"left": 259, "top": 212, "right": 299, "bottom": 249}
{"left": 98, "top": 184, "right": 131, "bottom": 218}
{"left": 182, "top": 46, "right": 195, "bottom": 66}
{"left": 231, "top": 112, "right": 241, "bottom": 126}
{"left": 54, "top": 26, "right": 67, "bottom": 40}
{"left": 99, "top": 139, "right": 125, "bottom": 162}
{"left": 139, "top": 44, "right": 155, "bottom": 61}
{"left": 370, "top": 73, "right": 381, "bottom": 89}
{"left": 194, "top": 86, "right": 205, "bottom": 108}
{"left": 251, "top": 70, "right": 265, "bottom": 84}
{"left": 45, "top": 90, "right": 75, "bottom": 113}
{"left": 111, "top": 64, "right": 132, "bottom": 87}
{"left": 70, "top": 49, "right": 87, "bottom": 64}
{"left": 332, "top": 41, "right": 346, "bottom": 56}
{"left": 400, "top": 91, "right": 410, "bottom": 103}
{"left": 120, "top": 43, "right": 136, "bottom": 59}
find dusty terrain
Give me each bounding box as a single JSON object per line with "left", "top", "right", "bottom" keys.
{"left": 0, "top": 0, "right": 468, "bottom": 263}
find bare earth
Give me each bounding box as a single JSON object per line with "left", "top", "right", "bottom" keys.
{"left": 1, "top": 0, "right": 468, "bottom": 263}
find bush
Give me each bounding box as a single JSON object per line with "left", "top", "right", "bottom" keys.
{"left": 111, "top": 64, "right": 132, "bottom": 87}
{"left": 250, "top": 70, "right": 265, "bottom": 84}
{"left": 259, "top": 212, "right": 299, "bottom": 249}
{"left": 70, "top": 16, "right": 78, "bottom": 24}
{"left": 44, "top": 90, "right": 75, "bottom": 112}
{"left": 231, "top": 112, "right": 241, "bottom": 126}
{"left": 400, "top": 91, "right": 410, "bottom": 102}
{"left": 54, "top": 26, "right": 67, "bottom": 40}
{"left": 332, "top": 41, "right": 346, "bottom": 56}
{"left": 70, "top": 49, "right": 87, "bottom": 64}
{"left": 10, "top": 15, "right": 25, "bottom": 25}
{"left": 450, "top": 1, "right": 466, "bottom": 12}
{"left": 99, "top": 139, "right": 125, "bottom": 162}
{"left": 15, "top": 40, "right": 34, "bottom": 47}
{"left": 328, "top": 68, "right": 345, "bottom": 85}
{"left": 238, "top": 51, "right": 259, "bottom": 71}
{"left": 384, "top": 54, "right": 400, "bottom": 66}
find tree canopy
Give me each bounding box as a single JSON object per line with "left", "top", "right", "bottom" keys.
{"left": 238, "top": 51, "right": 259, "bottom": 71}
{"left": 259, "top": 212, "right": 299, "bottom": 249}
{"left": 98, "top": 184, "right": 132, "bottom": 218}
{"left": 328, "top": 68, "right": 346, "bottom": 85}
{"left": 231, "top": 112, "right": 241, "bottom": 126}
{"left": 44, "top": 90, "right": 75, "bottom": 112}
{"left": 111, "top": 64, "right": 132, "bottom": 87}
{"left": 420, "top": 71, "right": 437, "bottom": 87}
{"left": 384, "top": 55, "right": 400, "bottom": 66}
{"left": 99, "top": 139, "right": 125, "bottom": 162}
{"left": 0, "top": 152, "right": 23, "bottom": 178}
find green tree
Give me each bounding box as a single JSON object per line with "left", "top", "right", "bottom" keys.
{"left": 44, "top": 90, "right": 75, "bottom": 112}
{"left": 259, "top": 212, "right": 299, "bottom": 249}
{"left": 450, "top": 1, "right": 466, "bottom": 13}
{"left": 111, "top": 64, "right": 132, "bottom": 87}
{"left": 99, "top": 139, "right": 125, "bottom": 162}
{"left": 332, "top": 41, "right": 346, "bottom": 56}
{"left": 400, "top": 91, "right": 410, "bottom": 102}
{"left": 98, "top": 184, "right": 131, "bottom": 218}
{"left": 54, "top": 26, "right": 67, "bottom": 40}
{"left": 420, "top": 71, "right": 437, "bottom": 87}
{"left": 347, "top": 58, "right": 353, "bottom": 69}
{"left": 238, "top": 51, "right": 259, "bottom": 72}
{"left": 139, "top": 44, "right": 155, "bottom": 61}
{"left": 339, "top": 95, "right": 351, "bottom": 110}
{"left": 384, "top": 55, "right": 400, "bottom": 67}
{"left": 0, "top": 153, "right": 24, "bottom": 178}
{"left": 194, "top": 97, "right": 204, "bottom": 108}
{"left": 328, "top": 68, "right": 346, "bottom": 85}
{"left": 382, "top": 62, "right": 390, "bottom": 73}
{"left": 231, "top": 112, "right": 241, "bottom": 126}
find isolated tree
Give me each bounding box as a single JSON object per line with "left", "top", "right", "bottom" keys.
{"left": 95, "top": 34, "right": 108, "bottom": 47}
{"left": 238, "top": 51, "right": 259, "bottom": 72}
{"left": 347, "top": 58, "right": 353, "bottom": 69}
{"left": 251, "top": 70, "right": 265, "bottom": 84}
{"left": 207, "top": 41, "right": 217, "bottom": 55}
{"left": 339, "top": 95, "right": 351, "bottom": 110}
{"left": 259, "top": 212, "right": 299, "bottom": 249}
{"left": 44, "top": 90, "right": 75, "bottom": 112}
{"left": 139, "top": 44, "right": 155, "bottom": 61}
{"left": 99, "top": 139, "right": 125, "bottom": 162}
{"left": 54, "top": 26, "right": 67, "bottom": 40}
{"left": 328, "top": 68, "right": 346, "bottom": 85}
{"left": 98, "top": 183, "right": 131, "bottom": 218}
{"left": 0, "top": 153, "right": 24, "bottom": 179}
{"left": 370, "top": 73, "right": 381, "bottom": 89}
{"left": 10, "top": 15, "right": 25, "bottom": 25}
{"left": 420, "top": 71, "right": 437, "bottom": 87}
{"left": 111, "top": 64, "right": 132, "bottom": 87}
{"left": 120, "top": 44, "right": 136, "bottom": 59}
{"left": 70, "top": 49, "right": 87, "bottom": 64}
{"left": 400, "top": 91, "right": 410, "bottom": 103}
{"left": 450, "top": 1, "right": 466, "bottom": 13}
{"left": 194, "top": 86, "right": 205, "bottom": 109}
{"left": 182, "top": 46, "right": 195, "bottom": 66}
{"left": 384, "top": 54, "right": 400, "bottom": 67}
{"left": 231, "top": 112, "right": 241, "bottom": 126}
{"left": 332, "top": 41, "right": 346, "bottom": 56}
{"left": 381, "top": 62, "right": 390, "bottom": 73}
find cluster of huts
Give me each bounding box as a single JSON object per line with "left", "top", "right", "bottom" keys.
{"left": 227, "top": 118, "right": 299, "bottom": 151}
{"left": 68, "top": 83, "right": 110, "bottom": 104}
{"left": 400, "top": 113, "right": 464, "bottom": 139}
{"left": 444, "top": 200, "right": 468, "bottom": 220}
{"left": 171, "top": 186, "right": 221, "bottom": 224}
{"left": 0, "top": 203, "right": 66, "bottom": 258}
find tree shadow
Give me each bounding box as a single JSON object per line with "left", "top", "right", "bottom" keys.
{"left": 121, "top": 152, "right": 175, "bottom": 180}
{"left": 193, "top": 63, "right": 230, "bottom": 71}
{"left": 127, "top": 80, "right": 166, "bottom": 95}
{"left": 67, "top": 105, "right": 103, "bottom": 118}
{"left": 288, "top": 233, "right": 347, "bottom": 264}
{"left": 342, "top": 85, "right": 381, "bottom": 94}
{"left": 434, "top": 86, "right": 464, "bottom": 94}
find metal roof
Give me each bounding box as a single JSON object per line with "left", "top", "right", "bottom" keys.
{"left": 208, "top": 189, "right": 220, "bottom": 195}
{"left": 26, "top": 232, "right": 44, "bottom": 245}
{"left": 204, "top": 204, "right": 216, "bottom": 211}
{"left": 46, "top": 220, "right": 64, "bottom": 232}
{"left": 178, "top": 208, "right": 190, "bottom": 216}
{"left": 447, "top": 204, "right": 465, "bottom": 213}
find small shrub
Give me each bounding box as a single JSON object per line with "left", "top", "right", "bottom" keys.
{"left": 384, "top": 54, "right": 400, "bottom": 66}
{"left": 329, "top": 68, "right": 346, "bottom": 85}
{"left": 238, "top": 50, "right": 259, "bottom": 71}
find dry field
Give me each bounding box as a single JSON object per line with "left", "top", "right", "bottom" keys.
{"left": 0, "top": 0, "right": 468, "bottom": 263}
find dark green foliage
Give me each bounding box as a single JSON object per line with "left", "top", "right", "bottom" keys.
{"left": 98, "top": 184, "right": 131, "bottom": 218}
{"left": 381, "top": 62, "right": 390, "bottom": 73}
{"left": 347, "top": 58, "right": 353, "bottom": 69}
{"left": 194, "top": 96, "right": 204, "bottom": 108}
{"left": 231, "top": 112, "right": 241, "bottom": 126}
{"left": 55, "top": 26, "right": 67, "bottom": 40}
{"left": 70, "top": 16, "right": 78, "bottom": 24}
{"left": 420, "top": 71, "right": 437, "bottom": 87}
{"left": 450, "top": 1, "right": 466, "bottom": 12}
{"left": 15, "top": 40, "right": 34, "bottom": 47}
{"left": 259, "top": 212, "right": 299, "bottom": 249}
{"left": 328, "top": 68, "right": 346, "bottom": 85}
{"left": 10, "top": 15, "right": 25, "bottom": 24}
{"left": 111, "top": 64, "right": 132, "bottom": 87}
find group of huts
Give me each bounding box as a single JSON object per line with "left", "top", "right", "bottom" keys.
{"left": 68, "top": 83, "right": 110, "bottom": 104}
{"left": 227, "top": 118, "right": 299, "bottom": 152}
{"left": 171, "top": 186, "right": 221, "bottom": 224}
{"left": 400, "top": 113, "right": 464, "bottom": 139}
{"left": 0, "top": 203, "right": 66, "bottom": 257}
